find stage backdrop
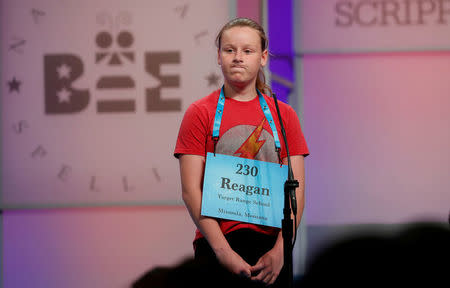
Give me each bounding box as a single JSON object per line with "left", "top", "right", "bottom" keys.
{"left": 297, "top": 0, "right": 450, "bottom": 225}
{"left": 299, "top": 0, "right": 450, "bottom": 53}
{"left": 303, "top": 53, "right": 450, "bottom": 225}
{"left": 1, "top": 0, "right": 228, "bottom": 208}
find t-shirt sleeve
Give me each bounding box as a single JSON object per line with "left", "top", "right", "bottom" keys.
{"left": 174, "top": 103, "right": 209, "bottom": 158}
{"left": 284, "top": 105, "right": 309, "bottom": 158}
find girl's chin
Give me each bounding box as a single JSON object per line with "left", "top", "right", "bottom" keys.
{"left": 226, "top": 80, "right": 251, "bottom": 88}
{"left": 226, "top": 77, "right": 254, "bottom": 86}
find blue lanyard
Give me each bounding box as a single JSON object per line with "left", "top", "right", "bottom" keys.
{"left": 212, "top": 86, "right": 281, "bottom": 160}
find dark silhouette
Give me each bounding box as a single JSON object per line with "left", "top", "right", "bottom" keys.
{"left": 132, "top": 221, "right": 449, "bottom": 287}
{"left": 300, "top": 222, "right": 450, "bottom": 287}
{"left": 132, "top": 257, "right": 214, "bottom": 288}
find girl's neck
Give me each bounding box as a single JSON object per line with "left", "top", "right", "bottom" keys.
{"left": 223, "top": 83, "right": 257, "bottom": 102}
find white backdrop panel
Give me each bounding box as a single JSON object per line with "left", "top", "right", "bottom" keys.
{"left": 1, "top": 0, "right": 228, "bottom": 207}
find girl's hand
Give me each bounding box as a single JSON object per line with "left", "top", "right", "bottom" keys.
{"left": 250, "top": 246, "right": 284, "bottom": 285}
{"left": 215, "top": 247, "right": 252, "bottom": 278}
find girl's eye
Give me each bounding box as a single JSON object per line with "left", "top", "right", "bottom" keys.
{"left": 244, "top": 50, "right": 252, "bottom": 54}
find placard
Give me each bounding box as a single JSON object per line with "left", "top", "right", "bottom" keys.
{"left": 201, "top": 153, "right": 287, "bottom": 228}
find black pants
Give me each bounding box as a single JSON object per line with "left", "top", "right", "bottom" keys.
{"left": 193, "top": 229, "right": 287, "bottom": 288}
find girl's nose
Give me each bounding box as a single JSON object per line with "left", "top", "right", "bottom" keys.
{"left": 233, "top": 50, "right": 243, "bottom": 62}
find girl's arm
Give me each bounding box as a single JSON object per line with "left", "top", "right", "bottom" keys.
{"left": 179, "top": 154, "right": 252, "bottom": 277}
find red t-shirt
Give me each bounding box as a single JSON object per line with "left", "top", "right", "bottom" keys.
{"left": 174, "top": 89, "right": 309, "bottom": 242}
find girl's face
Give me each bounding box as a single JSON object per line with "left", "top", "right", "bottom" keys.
{"left": 218, "top": 26, "right": 267, "bottom": 89}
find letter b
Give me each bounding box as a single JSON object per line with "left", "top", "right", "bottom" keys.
{"left": 44, "top": 54, "right": 90, "bottom": 114}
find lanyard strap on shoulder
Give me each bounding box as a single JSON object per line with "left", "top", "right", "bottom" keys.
{"left": 257, "top": 89, "right": 281, "bottom": 151}
{"left": 212, "top": 87, "right": 226, "bottom": 140}
{"left": 212, "top": 86, "right": 281, "bottom": 156}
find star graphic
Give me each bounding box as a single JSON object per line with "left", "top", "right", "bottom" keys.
{"left": 56, "top": 87, "right": 72, "bottom": 103}
{"left": 57, "top": 63, "right": 71, "bottom": 79}
{"left": 205, "top": 72, "right": 220, "bottom": 87}
{"left": 8, "top": 77, "right": 22, "bottom": 93}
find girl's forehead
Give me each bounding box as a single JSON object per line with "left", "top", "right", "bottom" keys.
{"left": 221, "top": 26, "right": 261, "bottom": 45}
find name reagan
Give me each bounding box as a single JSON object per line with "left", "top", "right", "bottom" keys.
{"left": 220, "top": 177, "right": 270, "bottom": 196}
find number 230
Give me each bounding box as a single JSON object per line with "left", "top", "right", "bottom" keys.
{"left": 236, "top": 164, "right": 258, "bottom": 176}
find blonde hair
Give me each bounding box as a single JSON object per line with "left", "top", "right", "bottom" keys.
{"left": 215, "top": 17, "right": 272, "bottom": 96}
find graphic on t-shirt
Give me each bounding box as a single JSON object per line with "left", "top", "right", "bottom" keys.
{"left": 234, "top": 118, "right": 266, "bottom": 159}
{"left": 216, "top": 118, "right": 279, "bottom": 163}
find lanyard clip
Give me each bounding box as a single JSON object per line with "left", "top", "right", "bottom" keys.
{"left": 212, "top": 136, "right": 219, "bottom": 156}
{"left": 276, "top": 147, "right": 282, "bottom": 166}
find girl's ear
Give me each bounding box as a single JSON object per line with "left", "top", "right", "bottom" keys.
{"left": 260, "top": 49, "right": 268, "bottom": 67}
{"left": 217, "top": 49, "right": 222, "bottom": 66}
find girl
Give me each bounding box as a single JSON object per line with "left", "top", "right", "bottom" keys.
{"left": 174, "top": 17, "right": 309, "bottom": 287}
